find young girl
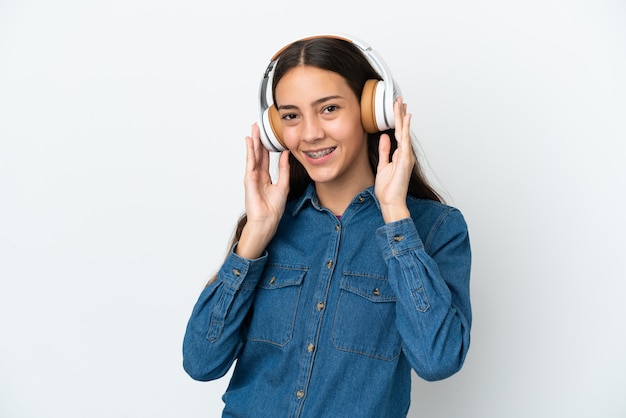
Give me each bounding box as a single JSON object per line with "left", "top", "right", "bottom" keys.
{"left": 183, "top": 34, "right": 472, "bottom": 418}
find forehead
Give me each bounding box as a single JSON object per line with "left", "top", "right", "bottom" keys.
{"left": 274, "top": 65, "right": 353, "bottom": 103}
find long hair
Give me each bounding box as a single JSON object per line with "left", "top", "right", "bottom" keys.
{"left": 274, "top": 37, "right": 443, "bottom": 202}
{"left": 209, "top": 37, "right": 443, "bottom": 284}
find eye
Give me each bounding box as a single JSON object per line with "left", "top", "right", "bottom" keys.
{"left": 281, "top": 113, "right": 298, "bottom": 121}
{"left": 322, "top": 105, "right": 338, "bottom": 114}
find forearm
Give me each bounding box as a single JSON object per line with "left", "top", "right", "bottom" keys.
{"left": 236, "top": 221, "right": 277, "bottom": 260}
{"left": 376, "top": 215, "right": 472, "bottom": 381}
{"left": 182, "top": 246, "right": 267, "bottom": 381}
{"left": 379, "top": 202, "right": 411, "bottom": 224}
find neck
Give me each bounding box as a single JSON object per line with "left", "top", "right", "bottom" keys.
{"left": 315, "top": 172, "right": 374, "bottom": 216}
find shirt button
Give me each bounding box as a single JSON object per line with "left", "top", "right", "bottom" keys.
{"left": 269, "top": 276, "right": 276, "bottom": 285}
{"left": 393, "top": 235, "right": 404, "bottom": 242}
{"left": 372, "top": 288, "right": 381, "bottom": 296}
{"left": 307, "top": 343, "right": 315, "bottom": 353}
{"left": 335, "top": 224, "right": 340, "bottom": 232}
{"left": 296, "top": 390, "right": 304, "bottom": 399}
{"left": 317, "top": 302, "right": 325, "bottom": 311}
{"left": 326, "top": 260, "right": 333, "bottom": 269}
{"left": 232, "top": 269, "right": 241, "bottom": 276}
{"left": 358, "top": 195, "right": 365, "bottom": 202}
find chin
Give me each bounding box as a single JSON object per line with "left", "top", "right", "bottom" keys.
{"left": 306, "top": 172, "right": 338, "bottom": 185}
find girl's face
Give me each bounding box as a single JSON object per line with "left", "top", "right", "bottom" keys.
{"left": 275, "top": 65, "right": 374, "bottom": 191}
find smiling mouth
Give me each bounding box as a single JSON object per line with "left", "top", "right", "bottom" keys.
{"left": 304, "top": 147, "right": 336, "bottom": 159}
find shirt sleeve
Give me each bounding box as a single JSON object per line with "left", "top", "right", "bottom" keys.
{"left": 182, "top": 244, "right": 267, "bottom": 381}
{"left": 375, "top": 209, "right": 472, "bottom": 381}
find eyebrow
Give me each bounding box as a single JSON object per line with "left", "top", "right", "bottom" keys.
{"left": 277, "top": 95, "right": 344, "bottom": 111}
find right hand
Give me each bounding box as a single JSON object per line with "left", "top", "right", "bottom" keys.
{"left": 235, "top": 123, "right": 290, "bottom": 259}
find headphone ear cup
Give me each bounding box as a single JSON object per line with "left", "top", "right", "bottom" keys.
{"left": 260, "top": 105, "right": 287, "bottom": 152}
{"left": 268, "top": 105, "right": 286, "bottom": 149}
{"left": 361, "top": 78, "right": 398, "bottom": 134}
{"left": 360, "top": 79, "right": 380, "bottom": 133}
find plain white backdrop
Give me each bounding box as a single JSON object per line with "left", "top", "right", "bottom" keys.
{"left": 1, "top": 0, "right": 625, "bottom": 417}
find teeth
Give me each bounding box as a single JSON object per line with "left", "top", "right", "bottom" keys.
{"left": 305, "top": 148, "right": 334, "bottom": 159}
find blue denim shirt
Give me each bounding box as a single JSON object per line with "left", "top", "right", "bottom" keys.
{"left": 183, "top": 184, "right": 472, "bottom": 418}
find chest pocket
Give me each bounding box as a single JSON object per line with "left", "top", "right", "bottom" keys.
{"left": 331, "top": 272, "right": 401, "bottom": 361}
{"left": 246, "top": 264, "right": 307, "bottom": 346}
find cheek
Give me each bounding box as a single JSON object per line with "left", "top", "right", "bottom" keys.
{"left": 281, "top": 125, "right": 299, "bottom": 151}
{"left": 338, "top": 107, "right": 365, "bottom": 134}
{"left": 330, "top": 117, "right": 366, "bottom": 145}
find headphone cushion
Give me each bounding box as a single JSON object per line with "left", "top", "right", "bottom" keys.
{"left": 361, "top": 79, "right": 382, "bottom": 133}
{"left": 267, "top": 105, "right": 285, "bottom": 146}
{"left": 260, "top": 106, "right": 287, "bottom": 152}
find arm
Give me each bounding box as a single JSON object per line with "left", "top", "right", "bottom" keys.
{"left": 182, "top": 247, "right": 267, "bottom": 381}
{"left": 375, "top": 98, "right": 471, "bottom": 380}
{"left": 376, "top": 211, "right": 471, "bottom": 381}
{"left": 183, "top": 124, "right": 289, "bottom": 380}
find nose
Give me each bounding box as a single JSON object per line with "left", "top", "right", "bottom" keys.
{"left": 301, "top": 114, "right": 324, "bottom": 143}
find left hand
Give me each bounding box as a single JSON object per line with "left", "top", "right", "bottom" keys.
{"left": 375, "top": 97, "right": 414, "bottom": 223}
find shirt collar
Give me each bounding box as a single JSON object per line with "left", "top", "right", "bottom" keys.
{"left": 291, "top": 183, "right": 380, "bottom": 216}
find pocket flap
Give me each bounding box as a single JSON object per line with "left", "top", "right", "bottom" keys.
{"left": 341, "top": 273, "right": 396, "bottom": 302}
{"left": 258, "top": 265, "right": 307, "bottom": 289}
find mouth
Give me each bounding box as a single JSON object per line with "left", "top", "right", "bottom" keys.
{"left": 304, "top": 147, "right": 336, "bottom": 159}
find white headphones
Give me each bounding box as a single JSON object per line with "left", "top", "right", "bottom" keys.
{"left": 257, "top": 34, "right": 401, "bottom": 152}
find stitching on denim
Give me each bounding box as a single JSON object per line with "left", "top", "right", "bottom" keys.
{"left": 246, "top": 266, "right": 306, "bottom": 346}
{"left": 331, "top": 274, "right": 401, "bottom": 361}
{"left": 424, "top": 208, "right": 456, "bottom": 253}
{"left": 407, "top": 257, "right": 430, "bottom": 312}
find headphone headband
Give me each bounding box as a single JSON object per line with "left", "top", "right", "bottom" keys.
{"left": 258, "top": 33, "right": 400, "bottom": 152}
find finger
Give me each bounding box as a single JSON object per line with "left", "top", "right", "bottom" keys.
{"left": 393, "top": 97, "right": 405, "bottom": 131}
{"left": 378, "top": 133, "right": 391, "bottom": 172}
{"left": 393, "top": 96, "right": 406, "bottom": 141}
{"left": 250, "top": 123, "right": 262, "bottom": 161}
{"left": 394, "top": 98, "right": 409, "bottom": 149}
{"left": 245, "top": 134, "right": 257, "bottom": 173}
{"left": 402, "top": 112, "right": 412, "bottom": 148}
{"left": 246, "top": 123, "right": 264, "bottom": 172}
{"left": 398, "top": 112, "right": 415, "bottom": 167}
{"left": 276, "top": 150, "right": 291, "bottom": 190}
{"left": 251, "top": 123, "right": 271, "bottom": 175}
{"left": 392, "top": 100, "right": 403, "bottom": 152}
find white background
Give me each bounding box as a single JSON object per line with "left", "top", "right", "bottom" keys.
{"left": 1, "top": 0, "right": 625, "bottom": 417}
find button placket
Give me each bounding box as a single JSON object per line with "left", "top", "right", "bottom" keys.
{"left": 293, "top": 216, "right": 339, "bottom": 411}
